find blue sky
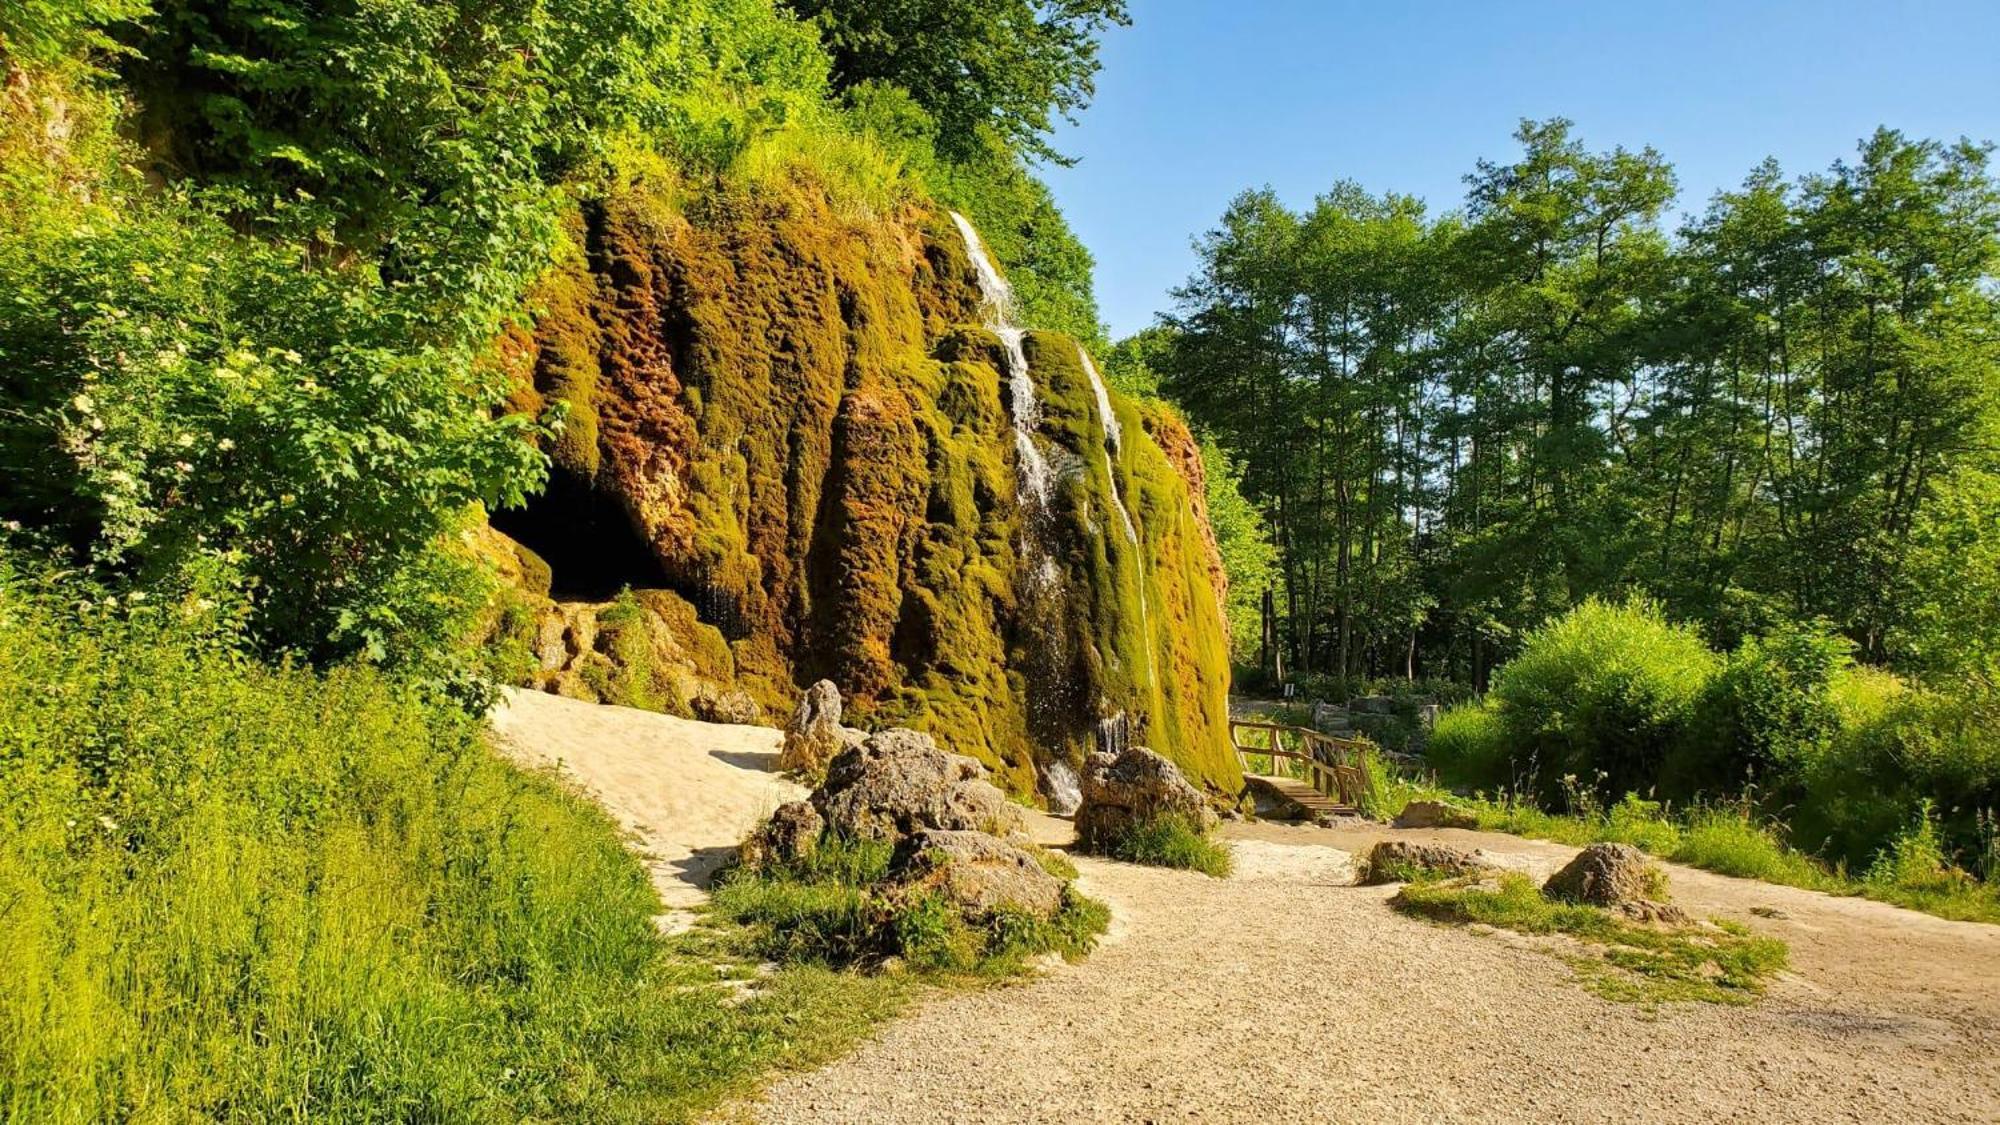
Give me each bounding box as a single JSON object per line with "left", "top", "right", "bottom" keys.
{"left": 1042, "top": 0, "right": 2000, "bottom": 338}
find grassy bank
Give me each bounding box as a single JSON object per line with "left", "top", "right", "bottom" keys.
{"left": 1373, "top": 771, "right": 2000, "bottom": 925}
{"left": 0, "top": 572, "right": 912, "bottom": 1122}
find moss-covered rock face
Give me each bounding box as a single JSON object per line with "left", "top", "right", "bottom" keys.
{"left": 491, "top": 177, "right": 1238, "bottom": 795}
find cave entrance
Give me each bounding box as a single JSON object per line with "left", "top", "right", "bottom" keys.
{"left": 491, "top": 467, "right": 671, "bottom": 601}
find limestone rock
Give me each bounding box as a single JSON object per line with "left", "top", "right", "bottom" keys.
{"left": 1075, "top": 745, "right": 1217, "bottom": 850}
{"left": 1542, "top": 843, "right": 1666, "bottom": 907}
{"left": 888, "top": 829, "right": 1063, "bottom": 921}
{"left": 740, "top": 800, "right": 823, "bottom": 870}
{"left": 1358, "top": 840, "right": 1495, "bottom": 885}
{"left": 813, "top": 728, "right": 1025, "bottom": 844}
{"left": 692, "top": 685, "right": 762, "bottom": 726}
{"left": 778, "top": 680, "right": 866, "bottom": 774}
{"left": 1393, "top": 799, "right": 1479, "bottom": 830}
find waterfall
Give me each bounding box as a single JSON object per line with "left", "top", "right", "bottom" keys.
{"left": 1077, "top": 343, "right": 1136, "bottom": 544}
{"left": 949, "top": 212, "right": 1052, "bottom": 505}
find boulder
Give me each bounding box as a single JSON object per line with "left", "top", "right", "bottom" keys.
{"left": 812, "top": 728, "right": 1025, "bottom": 844}
{"left": 693, "top": 685, "right": 763, "bottom": 725}
{"left": 778, "top": 680, "right": 865, "bottom": 774}
{"left": 739, "top": 800, "right": 823, "bottom": 870}
{"left": 1075, "top": 745, "right": 1217, "bottom": 850}
{"left": 1358, "top": 840, "right": 1495, "bottom": 885}
{"left": 1542, "top": 843, "right": 1666, "bottom": 907}
{"left": 887, "top": 829, "right": 1064, "bottom": 921}
{"left": 1393, "top": 799, "right": 1479, "bottom": 830}
{"left": 1613, "top": 899, "right": 1693, "bottom": 926}
{"left": 1351, "top": 694, "right": 1396, "bottom": 715}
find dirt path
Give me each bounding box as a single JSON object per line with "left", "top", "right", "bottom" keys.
{"left": 744, "top": 819, "right": 2000, "bottom": 1123}
{"left": 489, "top": 688, "right": 802, "bottom": 925}
{"left": 486, "top": 696, "right": 1999, "bottom": 1121}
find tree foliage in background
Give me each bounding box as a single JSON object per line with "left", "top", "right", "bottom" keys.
{"left": 0, "top": 0, "right": 1122, "bottom": 671}
{"left": 1159, "top": 119, "right": 2000, "bottom": 692}
{"left": 788, "top": 0, "right": 1128, "bottom": 165}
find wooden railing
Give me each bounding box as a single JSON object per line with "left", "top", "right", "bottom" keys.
{"left": 1229, "top": 719, "right": 1376, "bottom": 810}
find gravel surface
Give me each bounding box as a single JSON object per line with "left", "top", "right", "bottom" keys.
{"left": 739, "top": 819, "right": 2000, "bottom": 1124}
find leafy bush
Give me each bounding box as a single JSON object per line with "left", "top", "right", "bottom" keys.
{"left": 1669, "top": 622, "right": 1849, "bottom": 797}
{"left": 1096, "top": 814, "right": 1233, "bottom": 877}
{"left": 0, "top": 563, "right": 909, "bottom": 1121}
{"left": 1425, "top": 702, "right": 1510, "bottom": 789}
{"left": 1486, "top": 598, "right": 1721, "bottom": 802}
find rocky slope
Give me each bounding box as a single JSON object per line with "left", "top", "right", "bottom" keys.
{"left": 480, "top": 176, "right": 1237, "bottom": 797}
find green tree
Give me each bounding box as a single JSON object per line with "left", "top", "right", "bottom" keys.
{"left": 788, "top": 0, "right": 1128, "bottom": 163}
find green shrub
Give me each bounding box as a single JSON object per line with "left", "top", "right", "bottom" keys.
{"left": 0, "top": 564, "right": 913, "bottom": 1121}
{"left": 1487, "top": 598, "right": 1721, "bottom": 803}
{"left": 1670, "top": 623, "right": 1849, "bottom": 797}
{"left": 1426, "top": 702, "right": 1510, "bottom": 789}
{"left": 1096, "top": 814, "right": 1233, "bottom": 877}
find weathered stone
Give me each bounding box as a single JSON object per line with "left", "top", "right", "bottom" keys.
{"left": 1351, "top": 694, "right": 1396, "bottom": 715}
{"left": 778, "top": 680, "right": 866, "bottom": 774}
{"left": 1358, "top": 840, "right": 1495, "bottom": 885}
{"left": 739, "top": 800, "right": 823, "bottom": 870}
{"left": 1542, "top": 843, "right": 1666, "bottom": 907}
{"left": 888, "top": 829, "right": 1064, "bottom": 921}
{"left": 1075, "top": 745, "right": 1217, "bottom": 850}
{"left": 813, "top": 728, "right": 1025, "bottom": 844}
{"left": 692, "top": 685, "right": 763, "bottom": 726}
{"left": 1393, "top": 799, "right": 1479, "bottom": 830}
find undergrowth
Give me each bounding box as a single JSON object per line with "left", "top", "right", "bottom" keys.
{"left": 1392, "top": 873, "right": 1789, "bottom": 1007}
{"left": 1095, "top": 814, "right": 1234, "bottom": 877}
{"left": 0, "top": 569, "right": 906, "bottom": 1123}
{"left": 710, "top": 836, "right": 1109, "bottom": 975}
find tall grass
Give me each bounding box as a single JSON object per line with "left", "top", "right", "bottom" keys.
{"left": 0, "top": 571, "right": 901, "bottom": 1121}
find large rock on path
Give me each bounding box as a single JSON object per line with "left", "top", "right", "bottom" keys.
{"left": 1358, "top": 840, "right": 1495, "bottom": 885}
{"left": 1542, "top": 842, "right": 1667, "bottom": 907}
{"left": 888, "top": 829, "right": 1064, "bottom": 921}
{"left": 813, "top": 728, "right": 1026, "bottom": 844}
{"left": 1076, "top": 745, "right": 1217, "bottom": 850}
{"left": 1393, "top": 800, "right": 1478, "bottom": 830}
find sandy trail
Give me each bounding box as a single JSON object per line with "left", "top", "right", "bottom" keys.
{"left": 489, "top": 688, "right": 802, "bottom": 923}
{"left": 487, "top": 696, "right": 2000, "bottom": 1122}
{"left": 746, "top": 819, "right": 2000, "bottom": 1124}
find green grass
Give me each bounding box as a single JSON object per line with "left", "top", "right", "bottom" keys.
{"left": 0, "top": 573, "right": 914, "bottom": 1123}
{"left": 1392, "top": 873, "right": 1789, "bottom": 1006}
{"left": 1452, "top": 791, "right": 2000, "bottom": 924}
{"left": 1096, "top": 814, "right": 1234, "bottom": 877}
{"left": 710, "top": 836, "right": 1110, "bottom": 975}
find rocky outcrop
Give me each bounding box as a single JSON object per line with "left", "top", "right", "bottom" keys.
{"left": 813, "top": 729, "right": 1026, "bottom": 844}
{"left": 1358, "top": 841, "right": 1495, "bottom": 885}
{"left": 778, "top": 679, "right": 866, "bottom": 774}
{"left": 740, "top": 800, "right": 824, "bottom": 870}
{"left": 482, "top": 185, "right": 1238, "bottom": 795}
{"left": 1542, "top": 843, "right": 1667, "bottom": 907}
{"left": 1393, "top": 800, "right": 1480, "bottom": 830}
{"left": 887, "top": 829, "right": 1063, "bottom": 921}
{"left": 1075, "top": 745, "right": 1218, "bottom": 850}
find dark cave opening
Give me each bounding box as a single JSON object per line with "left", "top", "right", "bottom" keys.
{"left": 490, "top": 468, "right": 671, "bottom": 601}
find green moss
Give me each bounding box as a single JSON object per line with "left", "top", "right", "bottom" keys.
{"left": 505, "top": 174, "right": 1236, "bottom": 796}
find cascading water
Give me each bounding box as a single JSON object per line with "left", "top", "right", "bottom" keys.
{"left": 1077, "top": 343, "right": 1137, "bottom": 544}
{"left": 949, "top": 212, "right": 1053, "bottom": 507}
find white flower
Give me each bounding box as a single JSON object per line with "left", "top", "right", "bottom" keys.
{"left": 217, "top": 438, "right": 236, "bottom": 452}
{"left": 72, "top": 393, "right": 95, "bottom": 413}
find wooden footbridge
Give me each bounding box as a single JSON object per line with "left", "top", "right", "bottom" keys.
{"left": 1230, "top": 720, "right": 1375, "bottom": 820}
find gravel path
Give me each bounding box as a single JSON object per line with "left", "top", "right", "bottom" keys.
{"left": 741, "top": 819, "right": 2000, "bottom": 1124}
